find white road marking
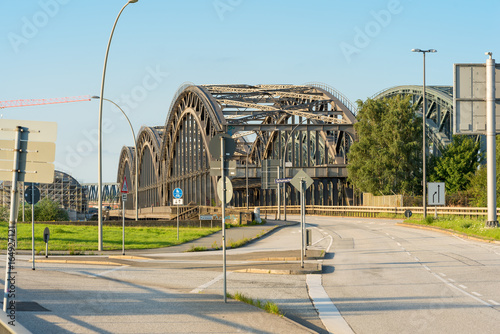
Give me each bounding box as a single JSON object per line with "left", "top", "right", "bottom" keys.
{"left": 414, "top": 257, "right": 420, "bottom": 262}
{"left": 488, "top": 300, "right": 500, "bottom": 306}
{"left": 88, "top": 265, "right": 129, "bottom": 278}
{"left": 397, "top": 242, "right": 401, "bottom": 247}
{"left": 459, "top": 284, "right": 468, "bottom": 289}
{"left": 307, "top": 274, "right": 354, "bottom": 334}
{"left": 448, "top": 279, "right": 455, "bottom": 283}
{"left": 190, "top": 272, "right": 232, "bottom": 294}
{"left": 472, "top": 292, "right": 482, "bottom": 297}
{"left": 423, "top": 265, "right": 430, "bottom": 271}
{"left": 406, "top": 252, "right": 411, "bottom": 256}
{"left": 432, "top": 273, "right": 490, "bottom": 307}
{"left": 439, "top": 273, "right": 446, "bottom": 277}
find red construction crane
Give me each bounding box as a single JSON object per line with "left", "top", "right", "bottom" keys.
{"left": 0, "top": 95, "right": 91, "bottom": 109}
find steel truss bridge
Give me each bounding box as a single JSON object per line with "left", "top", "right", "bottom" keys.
{"left": 373, "top": 85, "right": 454, "bottom": 155}
{"left": 116, "top": 83, "right": 358, "bottom": 210}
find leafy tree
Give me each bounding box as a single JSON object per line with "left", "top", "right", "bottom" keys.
{"left": 18, "top": 198, "right": 69, "bottom": 221}
{"left": 429, "top": 135, "right": 482, "bottom": 193}
{"left": 468, "top": 135, "right": 500, "bottom": 207}
{"left": 347, "top": 95, "right": 422, "bottom": 195}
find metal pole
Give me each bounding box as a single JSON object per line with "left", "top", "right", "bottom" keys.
{"left": 422, "top": 51, "right": 427, "bottom": 219}
{"left": 246, "top": 154, "right": 249, "bottom": 210}
{"left": 4, "top": 126, "right": 21, "bottom": 312}
{"left": 31, "top": 186, "right": 35, "bottom": 270}
{"left": 221, "top": 136, "right": 227, "bottom": 303}
{"left": 277, "top": 165, "right": 281, "bottom": 220}
{"left": 486, "top": 52, "right": 498, "bottom": 227}
{"left": 283, "top": 157, "right": 287, "bottom": 221}
{"left": 122, "top": 197, "right": 125, "bottom": 255}
{"left": 300, "top": 179, "right": 304, "bottom": 268}
{"left": 177, "top": 204, "right": 179, "bottom": 240}
{"left": 98, "top": 0, "right": 138, "bottom": 251}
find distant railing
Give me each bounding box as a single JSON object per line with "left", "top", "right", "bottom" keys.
{"left": 110, "top": 205, "right": 494, "bottom": 220}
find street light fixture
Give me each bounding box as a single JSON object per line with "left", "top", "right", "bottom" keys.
{"left": 98, "top": 0, "right": 139, "bottom": 251}
{"left": 92, "top": 96, "right": 138, "bottom": 222}
{"left": 412, "top": 48, "right": 437, "bottom": 219}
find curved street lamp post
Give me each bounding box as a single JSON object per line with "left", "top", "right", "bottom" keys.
{"left": 93, "top": 96, "right": 138, "bottom": 222}
{"left": 98, "top": 0, "right": 139, "bottom": 251}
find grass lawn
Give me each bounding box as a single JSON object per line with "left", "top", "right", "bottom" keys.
{"left": 404, "top": 216, "right": 500, "bottom": 241}
{"left": 0, "top": 222, "right": 220, "bottom": 253}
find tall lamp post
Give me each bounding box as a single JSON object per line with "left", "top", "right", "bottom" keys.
{"left": 93, "top": 96, "right": 138, "bottom": 222}
{"left": 98, "top": 0, "right": 138, "bottom": 251}
{"left": 411, "top": 48, "right": 437, "bottom": 219}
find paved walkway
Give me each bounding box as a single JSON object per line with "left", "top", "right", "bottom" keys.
{"left": 2, "top": 219, "right": 329, "bottom": 333}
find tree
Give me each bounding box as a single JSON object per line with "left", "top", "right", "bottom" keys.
{"left": 468, "top": 135, "right": 500, "bottom": 207}
{"left": 429, "top": 135, "right": 482, "bottom": 193}
{"left": 347, "top": 95, "right": 422, "bottom": 195}
{"left": 18, "top": 198, "right": 69, "bottom": 221}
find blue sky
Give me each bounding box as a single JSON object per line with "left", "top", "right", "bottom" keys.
{"left": 1, "top": 0, "right": 499, "bottom": 183}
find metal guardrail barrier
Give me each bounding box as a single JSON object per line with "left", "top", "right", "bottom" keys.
{"left": 110, "top": 205, "right": 495, "bottom": 220}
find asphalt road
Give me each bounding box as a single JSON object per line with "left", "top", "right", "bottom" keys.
{"left": 5, "top": 216, "right": 500, "bottom": 333}
{"left": 304, "top": 215, "right": 500, "bottom": 334}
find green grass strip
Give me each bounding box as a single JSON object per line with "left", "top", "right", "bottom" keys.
{"left": 404, "top": 216, "right": 500, "bottom": 241}
{"left": 0, "top": 222, "right": 220, "bottom": 252}
{"left": 227, "top": 292, "right": 283, "bottom": 316}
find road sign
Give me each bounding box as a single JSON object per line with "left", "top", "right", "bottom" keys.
{"left": 24, "top": 185, "right": 40, "bottom": 205}
{"left": 275, "top": 178, "right": 292, "bottom": 183}
{"left": 0, "top": 119, "right": 58, "bottom": 142}
{"left": 404, "top": 210, "right": 412, "bottom": 218}
{"left": 217, "top": 176, "right": 233, "bottom": 203}
{"left": 200, "top": 215, "right": 214, "bottom": 220}
{"left": 0, "top": 140, "right": 56, "bottom": 162}
{"left": 121, "top": 176, "right": 129, "bottom": 194}
{"left": 428, "top": 182, "right": 445, "bottom": 206}
{"left": 454, "top": 63, "right": 500, "bottom": 134}
{"left": 208, "top": 133, "right": 236, "bottom": 159}
{"left": 43, "top": 227, "right": 50, "bottom": 243}
{"left": 0, "top": 160, "right": 54, "bottom": 183}
{"left": 290, "top": 169, "right": 314, "bottom": 192}
{"left": 173, "top": 198, "right": 183, "bottom": 205}
{"left": 210, "top": 160, "right": 237, "bottom": 177}
{"left": 173, "top": 188, "right": 183, "bottom": 199}
{"left": 122, "top": 194, "right": 127, "bottom": 202}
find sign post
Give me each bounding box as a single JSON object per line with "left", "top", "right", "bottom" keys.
{"left": 290, "top": 170, "right": 314, "bottom": 268}
{"left": 173, "top": 188, "right": 183, "bottom": 240}
{"left": 25, "top": 183, "right": 40, "bottom": 270}
{"left": 121, "top": 176, "right": 129, "bottom": 255}
{"left": 43, "top": 227, "right": 50, "bottom": 258}
{"left": 0, "top": 120, "right": 57, "bottom": 313}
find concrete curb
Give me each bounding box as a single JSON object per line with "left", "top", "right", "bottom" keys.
{"left": 31, "top": 259, "right": 123, "bottom": 266}
{"left": 396, "top": 222, "right": 500, "bottom": 244}
{"left": 234, "top": 264, "right": 322, "bottom": 275}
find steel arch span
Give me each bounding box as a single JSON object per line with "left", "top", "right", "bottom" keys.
{"left": 117, "top": 83, "right": 358, "bottom": 209}
{"left": 373, "top": 85, "right": 453, "bottom": 154}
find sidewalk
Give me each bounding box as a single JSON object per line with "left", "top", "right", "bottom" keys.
{"left": 3, "top": 219, "right": 328, "bottom": 333}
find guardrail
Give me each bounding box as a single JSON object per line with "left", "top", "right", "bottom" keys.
{"left": 109, "top": 205, "right": 494, "bottom": 221}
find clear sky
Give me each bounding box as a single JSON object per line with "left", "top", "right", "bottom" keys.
{"left": 1, "top": 0, "right": 499, "bottom": 183}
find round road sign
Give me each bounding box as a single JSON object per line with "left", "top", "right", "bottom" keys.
{"left": 217, "top": 176, "right": 233, "bottom": 204}
{"left": 173, "top": 188, "right": 183, "bottom": 199}
{"left": 24, "top": 186, "right": 40, "bottom": 205}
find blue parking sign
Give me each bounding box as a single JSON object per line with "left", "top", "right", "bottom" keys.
{"left": 173, "top": 188, "right": 183, "bottom": 199}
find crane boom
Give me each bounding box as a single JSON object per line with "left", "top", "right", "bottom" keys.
{"left": 0, "top": 95, "right": 91, "bottom": 109}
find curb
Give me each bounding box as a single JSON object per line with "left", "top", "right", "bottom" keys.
{"left": 396, "top": 222, "right": 500, "bottom": 244}
{"left": 31, "top": 259, "right": 123, "bottom": 266}
{"left": 234, "top": 264, "right": 322, "bottom": 275}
